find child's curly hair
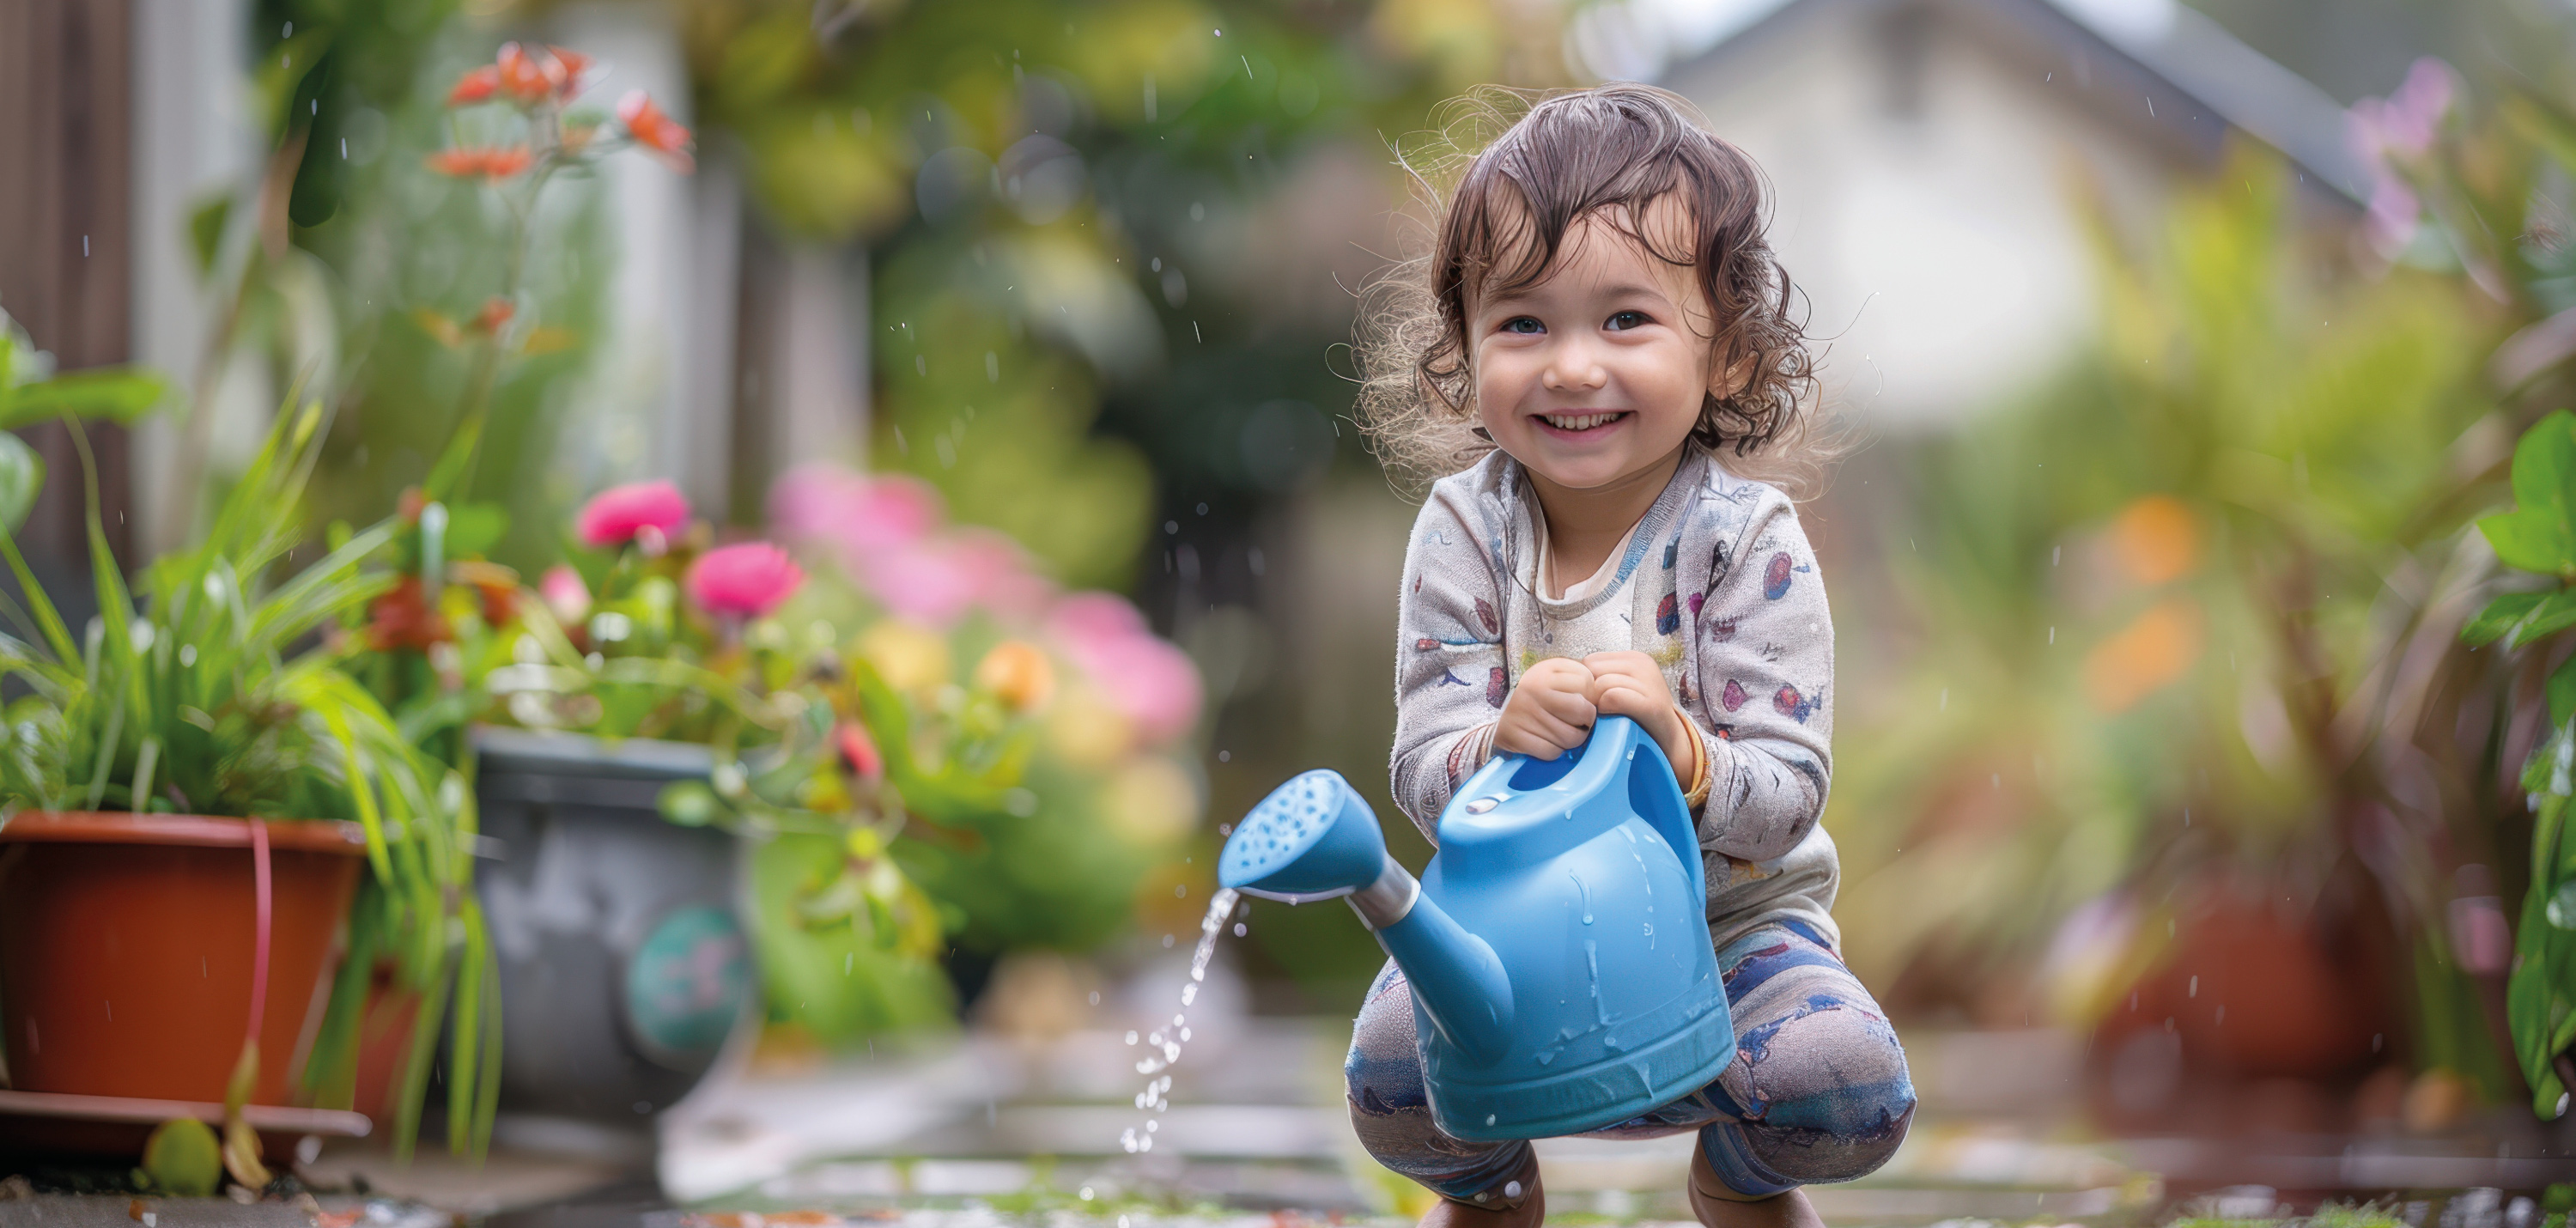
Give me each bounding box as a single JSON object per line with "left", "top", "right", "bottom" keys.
{"left": 1358, "top": 83, "right": 1833, "bottom": 497}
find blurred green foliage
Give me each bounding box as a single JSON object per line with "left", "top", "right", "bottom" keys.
{"left": 680, "top": 0, "right": 1575, "bottom": 587}
{"left": 1832, "top": 149, "right": 2509, "bottom": 1085}
{"left": 0, "top": 314, "right": 165, "bottom": 532}
{"left": 228, "top": 0, "right": 617, "bottom": 574}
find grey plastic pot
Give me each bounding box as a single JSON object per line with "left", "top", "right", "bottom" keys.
{"left": 471, "top": 726, "right": 755, "bottom": 1140}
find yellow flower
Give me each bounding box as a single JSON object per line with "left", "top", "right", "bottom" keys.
{"left": 1046, "top": 686, "right": 1134, "bottom": 769}
{"left": 1099, "top": 757, "right": 1199, "bottom": 847}
{"left": 858, "top": 621, "right": 951, "bottom": 694}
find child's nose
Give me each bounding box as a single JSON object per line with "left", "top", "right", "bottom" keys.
{"left": 1540, "top": 340, "right": 1608, "bottom": 391}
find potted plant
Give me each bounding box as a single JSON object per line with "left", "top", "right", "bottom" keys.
{"left": 0, "top": 387, "right": 492, "bottom": 1178}
{"left": 450, "top": 462, "right": 1206, "bottom": 1088}
{"left": 446, "top": 477, "right": 963, "bottom": 1129}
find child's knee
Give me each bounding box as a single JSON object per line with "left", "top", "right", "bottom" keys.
{"left": 1346, "top": 960, "right": 1425, "bottom": 1114}
{"left": 1716, "top": 998, "right": 1916, "bottom": 1186}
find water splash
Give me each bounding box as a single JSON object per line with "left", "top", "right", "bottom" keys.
{"left": 1120, "top": 886, "right": 1240, "bottom": 1153}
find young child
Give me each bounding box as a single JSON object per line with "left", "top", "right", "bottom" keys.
{"left": 1347, "top": 85, "right": 1913, "bottom": 1228}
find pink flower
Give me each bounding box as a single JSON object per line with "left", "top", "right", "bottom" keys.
{"left": 688, "top": 543, "right": 805, "bottom": 617}
{"left": 1045, "top": 593, "right": 1201, "bottom": 746}
{"left": 769, "top": 465, "right": 940, "bottom": 558}
{"left": 770, "top": 465, "right": 1053, "bottom": 627}
{"left": 859, "top": 530, "right": 1054, "bottom": 627}
{"left": 538, "top": 565, "right": 591, "bottom": 625}
{"left": 2348, "top": 58, "right": 2456, "bottom": 255}
{"left": 860, "top": 543, "right": 984, "bottom": 625}
{"left": 577, "top": 480, "right": 690, "bottom": 549}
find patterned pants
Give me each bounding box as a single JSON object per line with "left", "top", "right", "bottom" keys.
{"left": 1345, "top": 920, "right": 1915, "bottom": 1207}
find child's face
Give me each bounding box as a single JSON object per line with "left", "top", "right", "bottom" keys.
{"left": 1468, "top": 203, "right": 1723, "bottom": 495}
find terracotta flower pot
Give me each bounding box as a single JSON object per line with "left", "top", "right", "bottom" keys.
{"left": 0, "top": 812, "right": 368, "bottom": 1108}
{"left": 2087, "top": 886, "right": 2392, "bottom": 1132}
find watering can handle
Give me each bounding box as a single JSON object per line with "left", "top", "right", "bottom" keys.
{"left": 1477, "top": 714, "right": 1706, "bottom": 908}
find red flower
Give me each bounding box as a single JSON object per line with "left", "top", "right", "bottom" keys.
{"left": 686, "top": 543, "right": 804, "bottom": 617}
{"left": 447, "top": 64, "right": 500, "bottom": 106}
{"left": 616, "top": 91, "right": 695, "bottom": 173}
{"left": 544, "top": 46, "right": 593, "bottom": 95}
{"left": 365, "top": 575, "right": 452, "bottom": 652}
{"left": 427, "top": 146, "right": 534, "bottom": 179}
{"left": 575, "top": 480, "right": 690, "bottom": 549}
{"left": 474, "top": 296, "right": 514, "bottom": 333}
{"left": 495, "top": 42, "right": 560, "bottom": 103}
{"left": 836, "top": 721, "right": 884, "bottom": 785}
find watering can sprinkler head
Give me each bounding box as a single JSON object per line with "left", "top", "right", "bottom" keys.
{"left": 1218, "top": 769, "right": 1419, "bottom": 927}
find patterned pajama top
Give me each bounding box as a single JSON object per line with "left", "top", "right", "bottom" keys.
{"left": 1389, "top": 444, "right": 1839, "bottom": 954}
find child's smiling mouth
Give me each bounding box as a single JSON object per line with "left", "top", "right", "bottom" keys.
{"left": 1534, "top": 410, "right": 1631, "bottom": 435}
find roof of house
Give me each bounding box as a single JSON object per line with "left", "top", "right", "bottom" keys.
{"left": 1643, "top": 0, "right": 2370, "bottom": 204}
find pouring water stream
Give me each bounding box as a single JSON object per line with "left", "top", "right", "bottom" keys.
{"left": 1118, "top": 886, "right": 1242, "bottom": 1153}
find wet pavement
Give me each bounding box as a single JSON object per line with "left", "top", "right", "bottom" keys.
{"left": 9, "top": 953, "right": 2576, "bottom": 1225}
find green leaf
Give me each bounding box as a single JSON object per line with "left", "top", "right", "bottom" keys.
{"left": 658, "top": 780, "right": 722, "bottom": 827}
{"left": 187, "top": 194, "right": 233, "bottom": 280}
{"left": 443, "top": 502, "right": 509, "bottom": 561}
{"left": 2486, "top": 509, "right": 2576, "bottom": 576}
{"left": 2470, "top": 591, "right": 2550, "bottom": 646}
{"left": 255, "top": 29, "right": 333, "bottom": 138}
{"left": 2518, "top": 590, "right": 2576, "bottom": 649}
{"left": 2550, "top": 658, "right": 2576, "bottom": 729}
{"left": 0, "top": 367, "right": 167, "bottom": 428}
{"left": 2484, "top": 410, "right": 2576, "bottom": 574}
{"left": 141, "top": 1117, "right": 222, "bottom": 1196}
{"left": 2551, "top": 659, "right": 2576, "bottom": 730}
{"left": 0, "top": 434, "right": 44, "bottom": 534}
{"left": 2549, "top": 879, "right": 2576, "bottom": 928}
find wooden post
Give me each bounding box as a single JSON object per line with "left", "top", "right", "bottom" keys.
{"left": 0, "top": 0, "right": 137, "bottom": 576}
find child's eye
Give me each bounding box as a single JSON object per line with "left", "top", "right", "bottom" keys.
{"left": 1605, "top": 310, "right": 1650, "bottom": 331}
{"left": 1499, "top": 316, "right": 1544, "bottom": 335}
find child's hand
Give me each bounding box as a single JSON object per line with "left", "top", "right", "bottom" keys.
{"left": 1496, "top": 658, "right": 1597, "bottom": 760}
{"left": 1583, "top": 651, "right": 1698, "bottom": 788}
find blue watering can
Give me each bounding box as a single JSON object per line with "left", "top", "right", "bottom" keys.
{"left": 1218, "top": 715, "right": 1734, "bottom": 1140}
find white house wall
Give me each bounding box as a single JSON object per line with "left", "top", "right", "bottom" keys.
{"left": 1667, "top": 7, "right": 2183, "bottom": 428}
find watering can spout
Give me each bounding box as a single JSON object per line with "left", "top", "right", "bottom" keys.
{"left": 1218, "top": 771, "right": 1516, "bottom": 1066}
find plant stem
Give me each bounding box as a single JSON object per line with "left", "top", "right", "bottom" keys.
{"left": 430, "top": 143, "right": 554, "bottom": 503}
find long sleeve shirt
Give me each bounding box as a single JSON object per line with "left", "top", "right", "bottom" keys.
{"left": 1388, "top": 446, "right": 1841, "bottom": 953}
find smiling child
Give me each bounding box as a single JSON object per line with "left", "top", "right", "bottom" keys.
{"left": 1346, "top": 85, "right": 1915, "bottom": 1228}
